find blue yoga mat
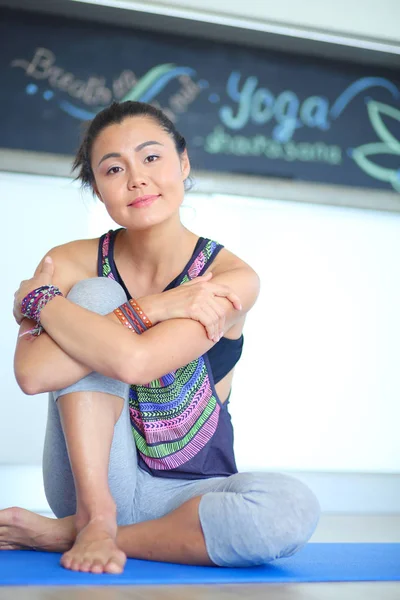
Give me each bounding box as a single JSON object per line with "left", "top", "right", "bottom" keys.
{"left": 0, "top": 544, "right": 399, "bottom": 586}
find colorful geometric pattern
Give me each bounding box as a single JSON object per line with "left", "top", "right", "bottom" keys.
{"left": 101, "top": 230, "right": 223, "bottom": 470}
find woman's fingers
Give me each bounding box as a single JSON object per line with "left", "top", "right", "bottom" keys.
{"left": 225, "top": 292, "right": 242, "bottom": 311}
{"left": 203, "top": 305, "right": 219, "bottom": 342}
{"left": 212, "top": 285, "right": 242, "bottom": 311}
{"left": 170, "top": 277, "right": 241, "bottom": 337}
{"left": 190, "top": 283, "right": 242, "bottom": 340}
{"left": 207, "top": 297, "right": 226, "bottom": 339}
{"left": 192, "top": 304, "right": 219, "bottom": 342}
{"left": 195, "top": 299, "right": 227, "bottom": 342}
{"left": 184, "top": 276, "right": 242, "bottom": 311}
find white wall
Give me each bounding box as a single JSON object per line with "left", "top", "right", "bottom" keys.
{"left": 1, "top": 171, "right": 399, "bottom": 475}
{"left": 0, "top": 173, "right": 95, "bottom": 466}
{"left": 120, "top": 0, "right": 400, "bottom": 43}
{"left": 181, "top": 193, "right": 400, "bottom": 474}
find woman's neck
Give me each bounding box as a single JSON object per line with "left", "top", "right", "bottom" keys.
{"left": 114, "top": 218, "right": 199, "bottom": 290}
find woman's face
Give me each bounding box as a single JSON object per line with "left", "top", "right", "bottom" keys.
{"left": 91, "top": 116, "right": 190, "bottom": 230}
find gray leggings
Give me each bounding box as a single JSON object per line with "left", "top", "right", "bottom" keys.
{"left": 42, "top": 277, "right": 321, "bottom": 567}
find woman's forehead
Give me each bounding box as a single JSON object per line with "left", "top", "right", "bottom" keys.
{"left": 91, "top": 117, "right": 172, "bottom": 162}
{"left": 97, "top": 116, "right": 168, "bottom": 144}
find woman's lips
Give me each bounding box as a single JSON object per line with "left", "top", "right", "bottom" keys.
{"left": 129, "top": 194, "right": 159, "bottom": 208}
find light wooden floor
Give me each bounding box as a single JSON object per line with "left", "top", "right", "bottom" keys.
{"left": 0, "top": 582, "right": 398, "bottom": 600}
{"left": 0, "top": 514, "right": 399, "bottom": 600}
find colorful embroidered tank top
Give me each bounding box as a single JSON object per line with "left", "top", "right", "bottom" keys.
{"left": 98, "top": 228, "right": 238, "bottom": 480}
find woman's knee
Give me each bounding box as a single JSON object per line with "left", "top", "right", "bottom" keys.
{"left": 67, "top": 277, "right": 127, "bottom": 315}
{"left": 53, "top": 277, "right": 129, "bottom": 401}
{"left": 199, "top": 472, "right": 321, "bottom": 567}
{"left": 248, "top": 472, "right": 321, "bottom": 560}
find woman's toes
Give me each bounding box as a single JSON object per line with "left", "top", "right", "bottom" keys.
{"left": 70, "top": 559, "right": 82, "bottom": 572}
{"left": 63, "top": 556, "right": 75, "bottom": 570}
{"left": 91, "top": 560, "right": 104, "bottom": 574}
{"left": 80, "top": 560, "right": 92, "bottom": 572}
{"left": 60, "top": 553, "right": 71, "bottom": 569}
{"left": 105, "top": 559, "right": 124, "bottom": 574}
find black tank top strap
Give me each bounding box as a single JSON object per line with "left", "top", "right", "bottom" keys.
{"left": 98, "top": 229, "right": 116, "bottom": 279}
{"left": 173, "top": 238, "right": 224, "bottom": 288}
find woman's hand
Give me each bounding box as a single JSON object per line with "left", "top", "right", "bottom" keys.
{"left": 140, "top": 273, "right": 242, "bottom": 343}
{"left": 13, "top": 256, "right": 55, "bottom": 325}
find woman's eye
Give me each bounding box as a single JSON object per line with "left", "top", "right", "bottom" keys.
{"left": 145, "top": 154, "right": 159, "bottom": 163}
{"left": 106, "top": 166, "right": 121, "bottom": 175}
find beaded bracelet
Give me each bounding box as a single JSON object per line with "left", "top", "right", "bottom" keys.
{"left": 114, "top": 304, "right": 143, "bottom": 334}
{"left": 19, "top": 285, "right": 64, "bottom": 338}
{"left": 114, "top": 298, "right": 153, "bottom": 334}
{"left": 129, "top": 299, "right": 153, "bottom": 329}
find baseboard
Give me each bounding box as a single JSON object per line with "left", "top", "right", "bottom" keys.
{"left": 0, "top": 465, "right": 399, "bottom": 514}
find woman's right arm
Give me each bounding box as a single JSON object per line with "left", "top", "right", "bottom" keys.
{"left": 14, "top": 246, "right": 95, "bottom": 395}
{"left": 15, "top": 318, "right": 93, "bottom": 395}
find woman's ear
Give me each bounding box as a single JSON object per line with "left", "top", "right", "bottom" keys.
{"left": 93, "top": 184, "right": 103, "bottom": 203}
{"left": 180, "top": 150, "right": 191, "bottom": 181}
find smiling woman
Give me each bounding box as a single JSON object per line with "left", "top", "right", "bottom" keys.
{"left": 4, "top": 100, "right": 320, "bottom": 575}
{"left": 87, "top": 115, "right": 190, "bottom": 231}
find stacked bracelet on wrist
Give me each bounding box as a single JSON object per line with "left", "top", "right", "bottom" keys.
{"left": 19, "top": 285, "right": 64, "bottom": 338}
{"left": 114, "top": 298, "right": 153, "bottom": 334}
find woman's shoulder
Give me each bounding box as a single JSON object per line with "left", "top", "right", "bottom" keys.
{"left": 48, "top": 236, "right": 99, "bottom": 270}
{"left": 207, "top": 242, "right": 260, "bottom": 312}
{"left": 211, "top": 243, "right": 259, "bottom": 282}
{"left": 41, "top": 236, "right": 102, "bottom": 294}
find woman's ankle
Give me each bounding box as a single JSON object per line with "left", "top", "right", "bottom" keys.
{"left": 75, "top": 499, "right": 117, "bottom": 533}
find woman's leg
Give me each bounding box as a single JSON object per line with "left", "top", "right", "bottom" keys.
{"left": 43, "top": 386, "right": 136, "bottom": 527}
{"left": 42, "top": 277, "right": 136, "bottom": 573}
{"left": 197, "top": 471, "right": 321, "bottom": 567}
{"left": 55, "top": 390, "right": 127, "bottom": 573}
{"left": 0, "top": 469, "right": 320, "bottom": 567}
{"left": 112, "top": 469, "right": 321, "bottom": 567}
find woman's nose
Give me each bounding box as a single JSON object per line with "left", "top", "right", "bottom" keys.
{"left": 127, "top": 169, "right": 148, "bottom": 189}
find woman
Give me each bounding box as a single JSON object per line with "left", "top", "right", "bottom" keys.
{"left": 1, "top": 101, "right": 320, "bottom": 574}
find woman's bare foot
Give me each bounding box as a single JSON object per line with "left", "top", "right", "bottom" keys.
{"left": 0, "top": 507, "right": 75, "bottom": 552}
{"left": 0, "top": 507, "right": 126, "bottom": 574}
{"left": 60, "top": 517, "right": 126, "bottom": 574}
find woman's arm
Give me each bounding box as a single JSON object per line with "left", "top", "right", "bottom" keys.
{"left": 15, "top": 291, "right": 168, "bottom": 395}
{"left": 14, "top": 249, "right": 243, "bottom": 394}
{"left": 36, "top": 265, "right": 260, "bottom": 386}
{"left": 15, "top": 319, "right": 93, "bottom": 395}
{"left": 14, "top": 245, "right": 91, "bottom": 395}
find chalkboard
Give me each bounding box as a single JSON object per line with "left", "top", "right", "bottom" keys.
{"left": 1, "top": 7, "right": 400, "bottom": 191}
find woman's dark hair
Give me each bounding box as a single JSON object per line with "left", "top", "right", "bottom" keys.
{"left": 72, "top": 101, "right": 191, "bottom": 193}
